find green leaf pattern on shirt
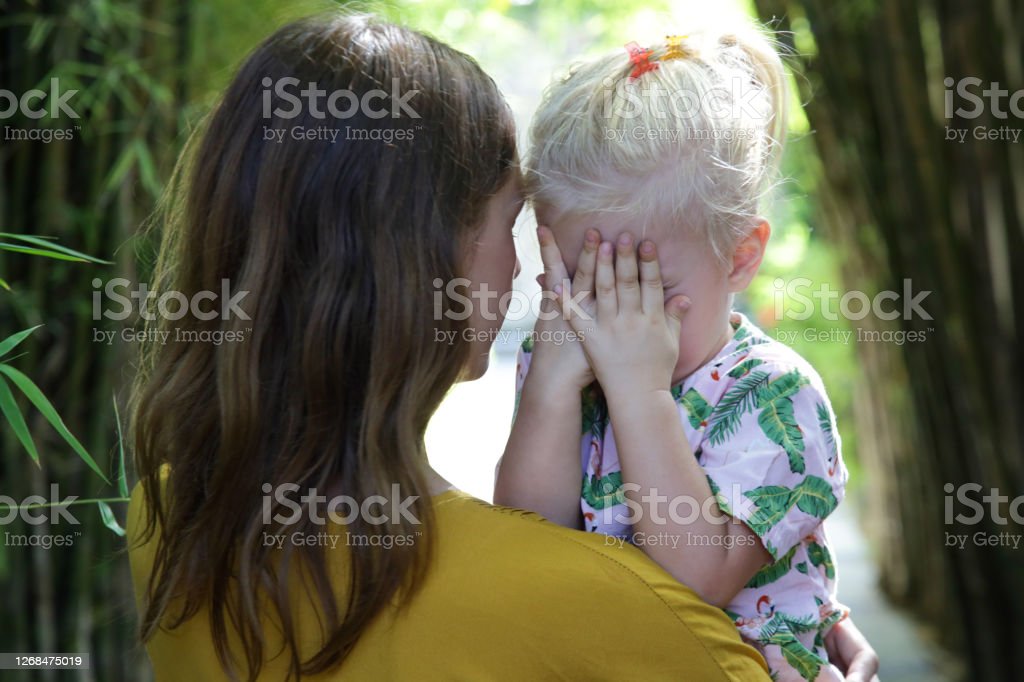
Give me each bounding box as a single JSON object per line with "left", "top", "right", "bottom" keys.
{"left": 706, "top": 370, "right": 773, "bottom": 445}
{"left": 677, "top": 387, "right": 712, "bottom": 430}
{"left": 581, "top": 471, "right": 624, "bottom": 510}
{"left": 746, "top": 545, "right": 798, "bottom": 588}
{"left": 807, "top": 541, "right": 836, "bottom": 579}
{"left": 744, "top": 476, "right": 838, "bottom": 541}
{"left": 569, "top": 315, "right": 845, "bottom": 682}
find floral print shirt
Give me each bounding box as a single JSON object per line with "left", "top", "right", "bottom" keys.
{"left": 515, "top": 312, "right": 850, "bottom": 681}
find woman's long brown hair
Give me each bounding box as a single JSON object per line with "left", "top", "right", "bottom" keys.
{"left": 130, "top": 13, "right": 515, "bottom": 680}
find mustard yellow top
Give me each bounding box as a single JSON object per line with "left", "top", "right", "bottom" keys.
{"left": 128, "top": 485, "right": 769, "bottom": 680}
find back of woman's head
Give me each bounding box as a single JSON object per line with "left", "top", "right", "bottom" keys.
{"left": 528, "top": 20, "right": 787, "bottom": 265}
{"left": 131, "top": 12, "right": 515, "bottom": 679}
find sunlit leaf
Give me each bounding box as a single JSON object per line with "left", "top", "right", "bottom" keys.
{"left": 97, "top": 501, "right": 125, "bottom": 537}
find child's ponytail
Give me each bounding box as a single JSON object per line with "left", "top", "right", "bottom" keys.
{"left": 527, "top": 19, "right": 790, "bottom": 266}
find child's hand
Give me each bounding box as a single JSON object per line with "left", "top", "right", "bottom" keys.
{"left": 555, "top": 232, "right": 690, "bottom": 397}
{"left": 529, "top": 225, "right": 599, "bottom": 392}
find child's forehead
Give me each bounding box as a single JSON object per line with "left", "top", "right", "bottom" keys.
{"left": 544, "top": 210, "right": 660, "bottom": 248}
{"left": 539, "top": 208, "right": 694, "bottom": 276}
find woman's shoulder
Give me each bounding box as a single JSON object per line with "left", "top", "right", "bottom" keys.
{"left": 126, "top": 482, "right": 768, "bottom": 680}
{"left": 415, "top": 491, "right": 769, "bottom": 680}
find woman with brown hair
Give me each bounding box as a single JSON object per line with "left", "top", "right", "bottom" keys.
{"left": 127, "top": 12, "right": 878, "bottom": 681}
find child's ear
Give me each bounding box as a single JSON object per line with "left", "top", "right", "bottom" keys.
{"left": 727, "top": 219, "right": 770, "bottom": 292}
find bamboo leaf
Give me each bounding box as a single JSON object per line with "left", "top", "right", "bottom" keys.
{"left": 25, "top": 17, "right": 54, "bottom": 51}
{"left": 103, "top": 143, "right": 138, "bottom": 195}
{"left": 133, "top": 139, "right": 161, "bottom": 198}
{"left": 0, "top": 325, "right": 42, "bottom": 359}
{"left": 0, "top": 364, "right": 110, "bottom": 484}
{"left": 0, "top": 375, "right": 39, "bottom": 465}
{"left": 0, "top": 233, "right": 113, "bottom": 264}
{"left": 0, "top": 243, "right": 90, "bottom": 262}
{"left": 113, "top": 395, "right": 128, "bottom": 499}
{"left": 97, "top": 501, "right": 125, "bottom": 537}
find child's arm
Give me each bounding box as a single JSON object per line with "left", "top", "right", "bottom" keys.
{"left": 493, "top": 227, "right": 599, "bottom": 528}
{"left": 559, "top": 234, "right": 769, "bottom": 606}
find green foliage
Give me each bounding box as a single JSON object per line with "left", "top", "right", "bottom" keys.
{"left": 0, "top": 327, "right": 108, "bottom": 484}
{"left": 0, "top": 233, "right": 112, "bottom": 291}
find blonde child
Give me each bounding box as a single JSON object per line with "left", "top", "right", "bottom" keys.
{"left": 496, "top": 24, "right": 849, "bottom": 682}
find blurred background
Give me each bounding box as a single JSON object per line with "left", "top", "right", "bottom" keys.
{"left": 1, "top": 0, "right": 1022, "bottom": 680}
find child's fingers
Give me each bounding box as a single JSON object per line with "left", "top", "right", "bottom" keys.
{"left": 615, "top": 232, "right": 641, "bottom": 312}
{"left": 639, "top": 240, "right": 666, "bottom": 315}
{"left": 537, "top": 225, "right": 570, "bottom": 296}
{"left": 552, "top": 281, "right": 584, "bottom": 331}
{"left": 595, "top": 241, "right": 617, "bottom": 319}
{"left": 572, "top": 228, "right": 600, "bottom": 299}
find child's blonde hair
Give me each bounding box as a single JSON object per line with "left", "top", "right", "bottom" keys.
{"left": 527, "top": 22, "right": 788, "bottom": 266}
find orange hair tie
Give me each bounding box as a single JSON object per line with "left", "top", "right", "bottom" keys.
{"left": 625, "top": 42, "right": 658, "bottom": 81}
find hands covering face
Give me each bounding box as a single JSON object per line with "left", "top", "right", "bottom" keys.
{"left": 537, "top": 225, "right": 690, "bottom": 397}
